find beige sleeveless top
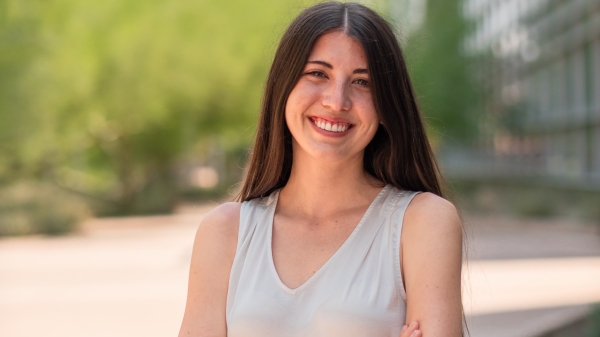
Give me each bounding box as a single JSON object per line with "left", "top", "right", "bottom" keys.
{"left": 226, "top": 185, "right": 419, "bottom": 337}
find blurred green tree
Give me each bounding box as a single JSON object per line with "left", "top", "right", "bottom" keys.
{"left": 0, "top": 0, "right": 44, "bottom": 181}
{"left": 403, "top": 0, "right": 479, "bottom": 148}
{"left": 1, "top": 0, "right": 311, "bottom": 215}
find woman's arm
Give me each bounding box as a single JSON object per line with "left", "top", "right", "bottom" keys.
{"left": 178, "top": 202, "right": 241, "bottom": 337}
{"left": 401, "top": 192, "right": 463, "bottom": 337}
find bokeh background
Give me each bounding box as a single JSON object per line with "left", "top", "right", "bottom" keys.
{"left": 1, "top": 0, "right": 600, "bottom": 336}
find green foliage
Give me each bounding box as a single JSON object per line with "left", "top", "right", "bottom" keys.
{"left": 404, "top": 0, "right": 479, "bottom": 146}
{"left": 1, "top": 0, "right": 312, "bottom": 215}
{"left": 588, "top": 305, "right": 600, "bottom": 337}
{"left": 0, "top": 0, "right": 45, "bottom": 180}
{"left": 0, "top": 182, "right": 91, "bottom": 236}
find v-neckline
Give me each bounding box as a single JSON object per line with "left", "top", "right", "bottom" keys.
{"left": 267, "top": 185, "right": 390, "bottom": 295}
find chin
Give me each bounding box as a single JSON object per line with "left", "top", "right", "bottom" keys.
{"left": 302, "top": 142, "right": 361, "bottom": 163}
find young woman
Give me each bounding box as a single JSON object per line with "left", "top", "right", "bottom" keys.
{"left": 178, "top": 2, "right": 463, "bottom": 337}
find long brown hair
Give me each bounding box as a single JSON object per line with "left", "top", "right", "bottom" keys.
{"left": 237, "top": 1, "right": 446, "bottom": 202}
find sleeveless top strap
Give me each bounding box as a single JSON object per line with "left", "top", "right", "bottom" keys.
{"left": 227, "top": 196, "right": 272, "bottom": 317}
{"left": 387, "top": 189, "right": 421, "bottom": 301}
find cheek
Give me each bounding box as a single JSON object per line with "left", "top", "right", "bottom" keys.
{"left": 285, "top": 82, "right": 320, "bottom": 123}
{"left": 353, "top": 96, "right": 380, "bottom": 145}
{"left": 285, "top": 85, "right": 302, "bottom": 120}
{"left": 355, "top": 95, "right": 379, "bottom": 126}
{"left": 285, "top": 91, "right": 299, "bottom": 120}
{"left": 284, "top": 89, "right": 306, "bottom": 138}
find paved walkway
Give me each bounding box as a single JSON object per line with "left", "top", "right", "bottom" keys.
{"left": 0, "top": 206, "right": 599, "bottom": 337}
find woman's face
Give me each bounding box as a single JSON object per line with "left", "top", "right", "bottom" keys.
{"left": 285, "top": 31, "right": 379, "bottom": 163}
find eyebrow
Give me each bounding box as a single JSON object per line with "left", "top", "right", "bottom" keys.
{"left": 307, "top": 60, "right": 368, "bottom": 74}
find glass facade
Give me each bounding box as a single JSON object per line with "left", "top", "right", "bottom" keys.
{"left": 451, "top": 0, "right": 600, "bottom": 189}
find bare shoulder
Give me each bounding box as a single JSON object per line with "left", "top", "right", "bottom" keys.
{"left": 178, "top": 202, "right": 241, "bottom": 337}
{"left": 191, "top": 200, "right": 242, "bottom": 277}
{"left": 190, "top": 202, "right": 242, "bottom": 270}
{"left": 403, "top": 192, "right": 462, "bottom": 238}
{"left": 190, "top": 201, "right": 241, "bottom": 277}
{"left": 195, "top": 201, "right": 242, "bottom": 243}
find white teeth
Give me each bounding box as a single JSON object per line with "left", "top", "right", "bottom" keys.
{"left": 313, "top": 118, "right": 350, "bottom": 133}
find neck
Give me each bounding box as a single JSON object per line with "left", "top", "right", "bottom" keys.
{"left": 279, "top": 148, "right": 384, "bottom": 218}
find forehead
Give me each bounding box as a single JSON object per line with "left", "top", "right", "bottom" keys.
{"left": 308, "top": 32, "right": 367, "bottom": 67}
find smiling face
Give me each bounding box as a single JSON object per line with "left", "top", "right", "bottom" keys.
{"left": 285, "top": 31, "right": 380, "bottom": 164}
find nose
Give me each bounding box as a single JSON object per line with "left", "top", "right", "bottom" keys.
{"left": 321, "top": 80, "right": 352, "bottom": 112}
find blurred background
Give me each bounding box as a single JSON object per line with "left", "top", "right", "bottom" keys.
{"left": 1, "top": 0, "right": 599, "bottom": 336}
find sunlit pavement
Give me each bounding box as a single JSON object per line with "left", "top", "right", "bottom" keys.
{"left": 1, "top": 208, "right": 599, "bottom": 337}
{"left": 464, "top": 257, "right": 600, "bottom": 315}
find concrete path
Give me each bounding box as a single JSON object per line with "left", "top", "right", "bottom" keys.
{"left": 0, "top": 207, "right": 209, "bottom": 337}
{"left": 0, "top": 207, "right": 599, "bottom": 337}
{"left": 466, "top": 305, "right": 593, "bottom": 337}
{"left": 464, "top": 257, "right": 600, "bottom": 315}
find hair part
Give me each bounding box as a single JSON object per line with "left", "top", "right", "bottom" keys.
{"left": 343, "top": 7, "right": 349, "bottom": 33}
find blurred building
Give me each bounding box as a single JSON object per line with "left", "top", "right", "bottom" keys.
{"left": 449, "top": 0, "right": 600, "bottom": 190}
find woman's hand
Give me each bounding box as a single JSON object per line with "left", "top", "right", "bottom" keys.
{"left": 399, "top": 321, "right": 422, "bottom": 337}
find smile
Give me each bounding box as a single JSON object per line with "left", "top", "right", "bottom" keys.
{"left": 310, "top": 117, "right": 352, "bottom": 133}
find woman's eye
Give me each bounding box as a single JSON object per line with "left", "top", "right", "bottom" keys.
{"left": 307, "top": 70, "right": 327, "bottom": 78}
{"left": 354, "top": 78, "right": 369, "bottom": 87}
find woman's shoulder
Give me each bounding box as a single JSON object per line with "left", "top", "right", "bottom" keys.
{"left": 202, "top": 201, "right": 242, "bottom": 224}
{"left": 180, "top": 202, "right": 242, "bottom": 336}
{"left": 194, "top": 202, "right": 242, "bottom": 251}
{"left": 406, "top": 192, "right": 458, "bottom": 219}
{"left": 399, "top": 191, "right": 462, "bottom": 248}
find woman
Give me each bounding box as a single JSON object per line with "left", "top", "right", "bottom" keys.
{"left": 179, "top": 2, "right": 463, "bottom": 337}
